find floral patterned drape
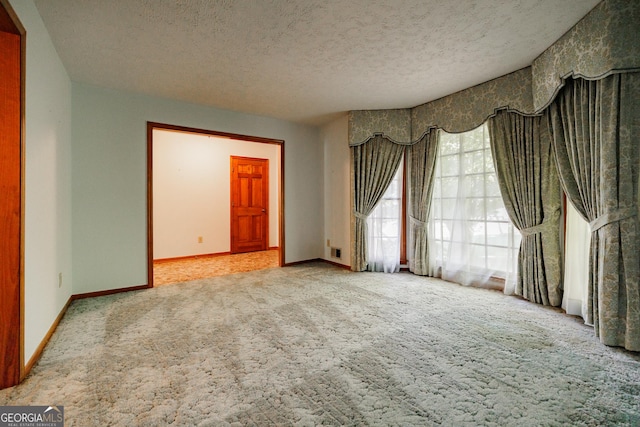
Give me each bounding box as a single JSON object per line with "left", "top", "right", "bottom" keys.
{"left": 406, "top": 130, "right": 439, "bottom": 275}
{"left": 488, "top": 110, "right": 563, "bottom": 306}
{"left": 350, "top": 136, "right": 404, "bottom": 272}
{"left": 548, "top": 73, "right": 640, "bottom": 351}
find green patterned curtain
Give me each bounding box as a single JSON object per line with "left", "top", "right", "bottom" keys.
{"left": 351, "top": 136, "right": 405, "bottom": 272}
{"left": 548, "top": 73, "right": 640, "bottom": 351}
{"left": 488, "top": 110, "right": 563, "bottom": 306}
{"left": 406, "top": 130, "right": 439, "bottom": 275}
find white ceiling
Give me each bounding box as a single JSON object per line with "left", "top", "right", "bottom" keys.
{"left": 34, "top": 0, "right": 600, "bottom": 126}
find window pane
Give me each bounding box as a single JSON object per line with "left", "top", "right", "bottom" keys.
{"left": 440, "top": 154, "right": 459, "bottom": 176}
{"left": 429, "top": 123, "right": 519, "bottom": 287}
{"left": 381, "top": 219, "right": 399, "bottom": 237}
{"left": 441, "top": 199, "right": 457, "bottom": 220}
{"left": 432, "top": 220, "right": 443, "bottom": 239}
{"left": 441, "top": 177, "right": 458, "bottom": 196}
{"left": 486, "top": 197, "right": 510, "bottom": 221}
{"left": 485, "top": 174, "right": 501, "bottom": 197}
{"left": 441, "top": 221, "right": 453, "bottom": 241}
{"left": 486, "top": 222, "right": 510, "bottom": 247}
{"left": 431, "top": 199, "right": 441, "bottom": 219}
{"left": 487, "top": 246, "right": 508, "bottom": 272}
{"left": 463, "top": 131, "right": 484, "bottom": 151}
{"left": 441, "top": 241, "right": 450, "bottom": 262}
{"left": 470, "top": 221, "right": 486, "bottom": 244}
{"left": 484, "top": 150, "right": 495, "bottom": 172}
{"left": 465, "top": 175, "right": 485, "bottom": 196}
{"left": 469, "top": 244, "right": 486, "bottom": 269}
{"left": 439, "top": 133, "right": 460, "bottom": 155}
{"left": 367, "top": 159, "right": 403, "bottom": 272}
{"left": 465, "top": 198, "right": 485, "bottom": 220}
{"left": 381, "top": 199, "right": 400, "bottom": 218}
{"left": 432, "top": 178, "right": 441, "bottom": 198}
{"left": 462, "top": 151, "right": 484, "bottom": 174}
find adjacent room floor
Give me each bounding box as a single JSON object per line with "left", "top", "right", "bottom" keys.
{"left": 153, "top": 249, "right": 280, "bottom": 286}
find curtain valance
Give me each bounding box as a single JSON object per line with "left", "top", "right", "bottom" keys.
{"left": 348, "top": 131, "right": 435, "bottom": 148}
{"left": 532, "top": 68, "right": 640, "bottom": 114}
{"left": 348, "top": 109, "right": 412, "bottom": 147}
{"left": 531, "top": 0, "right": 640, "bottom": 111}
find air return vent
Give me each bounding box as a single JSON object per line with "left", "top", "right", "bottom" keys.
{"left": 331, "top": 247, "right": 342, "bottom": 259}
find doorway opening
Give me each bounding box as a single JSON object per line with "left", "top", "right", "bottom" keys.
{"left": 147, "top": 122, "right": 284, "bottom": 287}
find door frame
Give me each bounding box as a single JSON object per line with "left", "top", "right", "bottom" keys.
{"left": 0, "top": 0, "right": 25, "bottom": 389}
{"left": 146, "top": 122, "right": 285, "bottom": 287}
{"left": 230, "top": 156, "right": 270, "bottom": 254}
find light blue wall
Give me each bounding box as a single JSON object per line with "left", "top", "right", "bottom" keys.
{"left": 71, "top": 83, "right": 324, "bottom": 294}
{"left": 9, "top": 0, "right": 74, "bottom": 362}
{"left": 8, "top": 0, "right": 324, "bottom": 363}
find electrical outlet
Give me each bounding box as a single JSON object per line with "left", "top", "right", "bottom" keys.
{"left": 198, "top": 236, "right": 203, "bottom": 243}
{"left": 58, "top": 273, "right": 63, "bottom": 288}
{"left": 326, "top": 239, "right": 330, "bottom": 247}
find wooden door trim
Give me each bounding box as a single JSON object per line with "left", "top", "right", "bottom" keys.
{"left": 146, "top": 122, "right": 285, "bottom": 287}
{"left": 0, "top": 0, "right": 25, "bottom": 388}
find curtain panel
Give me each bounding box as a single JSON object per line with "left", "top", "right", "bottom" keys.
{"left": 548, "top": 73, "right": 640, "bottom": 351}
{"left": 488, "top": 110, "right": 563, "bottom": 306}
{"left": 350, "top": 136, "right": 405, "bottom": 272}
{"left": 407, "top": 131, "right": 439, "bottom": 275}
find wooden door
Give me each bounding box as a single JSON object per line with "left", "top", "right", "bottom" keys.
{"left": 230, "top": 157, "right": 269, "bottom": 253}
{"left": 0, "top": 6, "right": 22, "bottom": 389}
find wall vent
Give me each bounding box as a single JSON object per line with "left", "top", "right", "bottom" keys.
{"left": 331, "top": 247, "right": 342, "bottom": 259}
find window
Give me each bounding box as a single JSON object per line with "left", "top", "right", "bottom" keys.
{"left": 429, "top": 124, "right": 520, "bottom": 288}
{"left": 367, "top": 159, "right": 404, "bottom": 273}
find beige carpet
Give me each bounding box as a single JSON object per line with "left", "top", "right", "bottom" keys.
{"left": 1, "top": 263, "right": 639, "bottom": 426}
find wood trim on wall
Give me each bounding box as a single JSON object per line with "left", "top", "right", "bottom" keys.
{"left": 71, "top": 284, "right": 150, "bottom": 301}
{"left": 321, "top": 259, "right": 351, "bottom": 270}
{"left": 24, "top": 278, "right": 152, "bottom": 377}
{"left": 0, "top": 0, "right": 20, "bottom": 35}
{"left": 0, "top": 0, "right": 25, "bottom": 389}
{"left": 24, "top": 297, "right": 72, "bottom": 376}
{"left": 147, "top": 122, "right": 285, "bottom": 286}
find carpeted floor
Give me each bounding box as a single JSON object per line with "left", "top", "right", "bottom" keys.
{"left": 153, "top": 249, "right": 280, "bottom": 286}
{"left": 2, "top": 263, "right": 639, "bottom": 426}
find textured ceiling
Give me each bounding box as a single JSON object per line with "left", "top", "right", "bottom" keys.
{"left": 34, "top": 0, "right": 600, "bottom": 126}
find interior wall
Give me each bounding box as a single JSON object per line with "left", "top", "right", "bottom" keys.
{"left": 153, "top": 130, "right": 280, "bottom": 259}
{"left": 321, "top": 114, "right": 350, "bottom": 266}
{"left": 9, "top": 0, "right": 73, "bottom": 363}
{"left": 72, "top": 83, "right": 323, "bottom": 295}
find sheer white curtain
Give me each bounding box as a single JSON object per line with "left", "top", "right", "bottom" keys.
{"left": 428, "top": 124, "right": 520, "bottom": 289}
{"left": 562, "top": 201, "right": 591, "bottom": 321}
{"left": 367, "top": 160, "right": 403, "bottom": 273}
